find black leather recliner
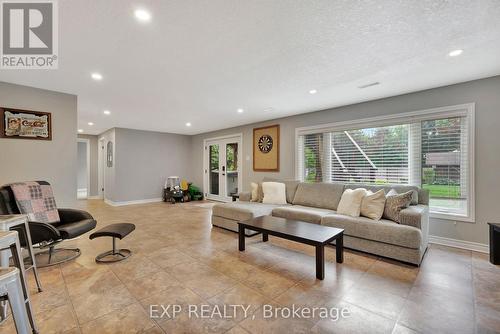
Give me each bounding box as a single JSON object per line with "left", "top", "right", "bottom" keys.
{"left": 0, "top": 181, "right": 97, "bottom": 267}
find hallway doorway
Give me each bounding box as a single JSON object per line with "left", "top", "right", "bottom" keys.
{"left": 77, "top": 138, "right": 90, "bottom": 199}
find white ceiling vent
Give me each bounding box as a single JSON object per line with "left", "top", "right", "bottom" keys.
{"left": 358, "top": 82, "right": 380, "bottom": 89}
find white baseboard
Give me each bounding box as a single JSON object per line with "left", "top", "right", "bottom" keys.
{"left": 87, "top": 195, "right": 103, "bottom": 200}
{"left": 429, "top": 235, "right": 489, "bottom": 253}
{"left": 104, "top": 197, "right": 163, "bottom": 207}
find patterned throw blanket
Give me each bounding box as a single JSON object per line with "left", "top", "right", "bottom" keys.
{"left": 9, "top": 181, "right": 60, "bottom": 223}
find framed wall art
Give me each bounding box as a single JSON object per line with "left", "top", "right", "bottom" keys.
{"left": 0, "top": 107, "right": 52, "bottom": 140}
{"left": 253, "top": 124, "right": 280, "bottom": 171}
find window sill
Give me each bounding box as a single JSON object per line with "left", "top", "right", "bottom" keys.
{"left": 430, "top": 211, "right": 475, "bottom": 223}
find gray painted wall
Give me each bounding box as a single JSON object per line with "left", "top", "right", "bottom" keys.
{"left": 78, "top": 134, "right": 99, "bottom": 197}
{"left": 77, "top": 141, "right": 87, "bottom": 189}
{"left": 191, "top": 75, "right": 500, "bottom": 245}
{"left": 100, "top": 128, "right": 192, "bottom": 203}
{"left": 0, "top": 81, "right": 78, "bottom": 207}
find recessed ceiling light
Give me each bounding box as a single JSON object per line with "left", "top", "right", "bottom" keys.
{"left": 309, "top": 89, "right": 317, "bottom": 95}
{"left": 263, "top": 107, "right": 274, "bottom": 112}
{"left": 91, "top": 73, "right": 102, "bottom": 81}
{"left": 103, "top": 110, "right": 111, "bottom": 115}
{"left": 88, "top": 122, "right": 94, "bottom": 126}
{"left": 448, "top": 49, "right": 463, "bottom": 57}
{"left": 77, "top": 129, "right": 83, "bottom": 133}
{"left": 237, "top": 108, "right": 244, "bottom": 113}
{"left": 134, "top": 9, "right": 151, "bottom": 22}
{"left": 185, "top": 122, "right": 191, "bottom": 127}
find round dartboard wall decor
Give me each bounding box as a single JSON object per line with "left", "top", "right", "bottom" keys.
{"left": 253, "top": 124, "right": 280, "bottom": 172}
{"left": 258, "top": 134, "right": 273, "bottom": 153}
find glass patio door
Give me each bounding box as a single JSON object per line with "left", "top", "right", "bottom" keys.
{"left": 208, "top": 143, "right": 220, "bottom": 196}
{"left": 225, "top": 142, "right": 239, "bottom": 198}
{"left": 205, "top": 136, "right": 241, "bottom": 201}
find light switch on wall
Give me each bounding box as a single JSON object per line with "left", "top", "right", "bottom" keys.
{"left": 246, "top": 155, "right": 250, "bottom": 161}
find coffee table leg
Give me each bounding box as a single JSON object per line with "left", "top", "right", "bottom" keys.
{"left": 262, "top": 233, "right": 268, "bottom": 242}
{"left": 316, "top": 245, "right": 325, "bottom": 280}
{"left": 238, "top": 224, "right": 245, "bottom": 251}
{"left": 336, "top": 233, "right": 344, "bottom": 263}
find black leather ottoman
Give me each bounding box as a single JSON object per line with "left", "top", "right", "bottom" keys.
{"left": 89, "top": 223, "right": 135, "bottom": 263}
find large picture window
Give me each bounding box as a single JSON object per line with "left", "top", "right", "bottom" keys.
{"left": 296, "top": 104, "right": 474, "bottom": 221}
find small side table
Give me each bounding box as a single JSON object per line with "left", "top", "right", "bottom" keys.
{"left": 0, "top": 215, "right": 42, "bottom": 292}
{"left": 488, "top": 222, "right": 500, "bottom": 265}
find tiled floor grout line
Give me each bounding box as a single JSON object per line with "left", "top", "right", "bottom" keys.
{"left": 61, "top": 261, "right": 155, "bottom": 332}
{"left": 378, "top": 257, "right": 418, "bottom": 331}
{"left": 104, "top": 260, "right": 167, "bottom": 333}
{"left": 124, "top": 248, "right": 246, "bottom": 332}
{"left": 59, "top": 263, "right": 84, "bottom": 333}
{"left": 169, "top": 241, "right": 315, "bottom": 333}
{"left": 200, "top": 237, "right": 392, "bottom": 332}
{"left": 317, "top": 256, "right": 402, "bottom": 331}
{"left": 393, "top": 247, "right": 474, "bottom": 334}
{"left": 469, "top": 250, "right": 479, "bottom": 334}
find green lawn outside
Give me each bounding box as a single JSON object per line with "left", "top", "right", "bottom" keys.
{"left": 422, "top": 184, "right": 461, "bottom": 199}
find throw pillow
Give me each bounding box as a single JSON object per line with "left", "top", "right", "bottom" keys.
{"left": 262, "top": 182, "right": 287, "bottom": 205}
{"left": 337, "top": 188, "right": 367, "bottom": 217}
{"left": 383, "top": 189, "right": 413, "bottom": 223}
{"left": 10, "top": 181, "right": 60, "bottom": 223}
{"left": 360, "top": 189, "right": 386, "bottom": 220}
{"left": 250, "top": 182, "right": 259, "bottom": 202}
{"left": 259, "top": 178, "right": 300, "bottom": 203}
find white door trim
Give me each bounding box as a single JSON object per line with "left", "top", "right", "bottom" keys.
{"left": 97, "top": 138, "right": 105, "bottom": 199}
{"left": 203, "top": 133, "right": 243, "bottom": 202}
{"left": 77, "top": 138, "right": 90, "bottom": 199}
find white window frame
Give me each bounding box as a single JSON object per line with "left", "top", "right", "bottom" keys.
{"left": 295, "top": 103, "right": 475, "bottom": 223}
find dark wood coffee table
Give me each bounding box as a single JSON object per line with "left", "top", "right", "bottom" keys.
{"left": 238, "top": 216, "right": 344, "bottom": 280}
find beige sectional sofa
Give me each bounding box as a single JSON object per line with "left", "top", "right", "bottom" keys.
{"left": 211, "top": 179, "right": 429, "bottom": 265}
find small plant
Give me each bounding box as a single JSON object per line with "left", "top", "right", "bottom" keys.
{"left": 188, "top": 184, "right": 203, "bottom": 200}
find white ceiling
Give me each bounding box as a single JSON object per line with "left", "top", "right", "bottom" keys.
{"left": 1, "top": 0, "right": 500, "bottom": 135}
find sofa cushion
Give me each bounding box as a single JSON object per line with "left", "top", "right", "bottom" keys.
{"left": 212, "top": 202, "right": 287, "bottom": 221}
{"left": 272, "top": 205, "right": 335, "bottom": 224}
{"left": 321, "top": 214, "right": 422, "bottom": 249}
{"left": 399, "top": 205, "right": 428, "bottom": 229}
{"left": 292, "top": 182, "right": 345, "bottom": 210}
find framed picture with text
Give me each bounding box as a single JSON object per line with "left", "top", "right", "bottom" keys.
{"left": 0, "top": 107, "right": 52, "bottom": 140}
{"left": 253, "top": 124, "right": 280, "bottom": 171}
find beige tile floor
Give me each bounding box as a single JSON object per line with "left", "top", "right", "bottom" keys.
{"left": 1, "top": 200, "right": 499, "bottom": 334}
